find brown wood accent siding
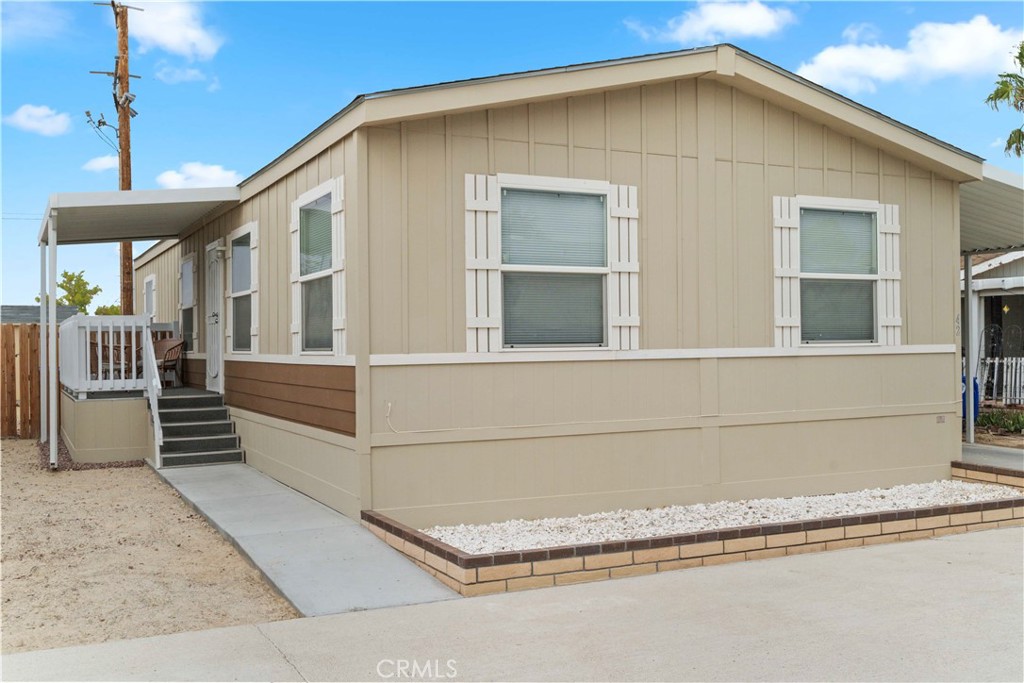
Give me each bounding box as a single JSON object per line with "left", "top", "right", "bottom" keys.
{"left": 183, "top": 356, "right": 206, "bottom": 389}
{"left": 224, "top": 361, "right": 355, "bottom": 437}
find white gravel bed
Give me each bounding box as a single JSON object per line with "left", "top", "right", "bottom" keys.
{"left": 423, "top": 480, "right": 1022, "bottom": 555}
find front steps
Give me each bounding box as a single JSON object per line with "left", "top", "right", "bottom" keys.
{"left": 156, "top": 392, "right": 244, "bottom": 467}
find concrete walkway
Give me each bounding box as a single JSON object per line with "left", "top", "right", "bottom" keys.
{"left": 5, "top": 528, "right": 1021, "bottom": 682}
{"left": 155, "top": 464, "right": 456, "bottom": 616}
{"left": 961, "top": 442, "right": 1024, "bottom": 471}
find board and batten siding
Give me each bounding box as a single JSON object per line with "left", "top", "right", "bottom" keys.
{"left": 137, "top": 136, "right": 353, "bottom": 358}
{"left": 365, "top": 79, "right": 959, "bottom": 354}
{"left": 134, "top": 243, "right": 181, "bottom": 324}
{"left": 224, "top": 361, "right": 356, "bottom": 437}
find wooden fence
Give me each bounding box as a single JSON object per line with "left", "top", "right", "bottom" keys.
{"left": 0, "top": 323, "right": 44, "bottom": 439}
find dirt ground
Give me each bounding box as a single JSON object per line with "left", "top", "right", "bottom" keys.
{"left": 0, "top": 438, "right": 297, "bottom": 654}
{"left": 973, "top": 430, "right": 1024, "bottom": 449}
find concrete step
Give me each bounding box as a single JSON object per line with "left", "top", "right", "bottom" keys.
{"left": 159, "top": 406, "right": 229, "bottom": 423}
{"left": 162, "top": 420, "right": 235, "bottom": 438}
{"left": 160, "top": 434, "right": 240, "bottom": 455}
{"left": 158, "top": 394, "right": 224, "bottom": 410}
{"left": 160, "top": 450, "right": 245, "bottom": 468}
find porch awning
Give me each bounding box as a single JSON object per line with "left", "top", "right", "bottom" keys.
{"left": 960, "top": 164, "right": 1024, "bottom": 255}
{"left": 37, "top": 187, "right": 240, "bottom": 245}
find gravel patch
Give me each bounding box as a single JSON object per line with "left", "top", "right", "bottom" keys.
{"left": 424, "top": 480, "right": 1023, "bottom": 555}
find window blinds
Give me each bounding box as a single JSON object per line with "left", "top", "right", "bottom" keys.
{"left": 800, "top": 209, "right": 876, "bottom": 275}
{"left": 503, "top": 272, "right": 604, "bottom": 346}
{"left": 501, "top": 189, "right": 606, "bottom": 267}
{"left": 231, "top": 234, "right": 251, "bottom": 293}
{"left": 300, "top": 195, "right": 332, "bottom": 276}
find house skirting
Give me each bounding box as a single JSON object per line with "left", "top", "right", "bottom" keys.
{"left": 59, "top": 392, "right": 152, "bottom": 463}
{"left": 229, "top": 406, "right": 361, "bottom": 519}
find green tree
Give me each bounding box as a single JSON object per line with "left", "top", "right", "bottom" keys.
{"left": 985, "top": 41, "right": 1024, "bottom": 157}
{"left": 93, "top": 303, "right": 121, "bottom": 315}
{"left": 35, "top": 270, "right": 102, "bottom": 314}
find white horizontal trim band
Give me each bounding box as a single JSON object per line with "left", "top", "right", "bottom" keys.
{"left": 369, "top": 344, "right": 955, "bottom": 366}
{"left": 225, "top": 353, "right": 356, "bottom": 366}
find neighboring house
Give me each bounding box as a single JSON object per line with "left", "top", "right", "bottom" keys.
{"left": 129, "top": 44, "right": 983, "bottom": 527}
{"left": 1, "top": 305, "right": 79, "bottom": 324}
{"left": 961, "top": 251, "right": 1024, "bottom": 358}
{"left": 961, "top": 250, "right": 1024, "bottom": 407}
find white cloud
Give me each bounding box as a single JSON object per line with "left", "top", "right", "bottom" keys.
{"left": 990, "top": 137, "right": 1006, "bottom": 149}
{"left": 156, "top": 162, "right": 241, "bottom": 189}
{"left": 3, "top": 104, "right": 71, "bottom": 136}
{"left": 841, "top": 22, "right": 880, "bottom": 44}
{"left": 133, "top": 2, "right": 223, "bottom": 61}
{"left": 83, "top": 155, "right": 119, "bottom": 172}
{"left": 0, "top": 2, "right": 72, "bottom": 46}
{"left": 798, "top": 15, "right": 1024, "bottom": 94}
{"left": 155, "top": 63, "right": 207, "bottom": 85}
{"left": 206, "top": 76, "right": 222, "bottom": 93}
{"left": 626, "top": 0, "right": 796, "bottom": 45}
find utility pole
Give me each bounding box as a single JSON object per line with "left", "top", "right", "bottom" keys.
{"left": 89, "top": 2, "right": 141, "bottom": 314}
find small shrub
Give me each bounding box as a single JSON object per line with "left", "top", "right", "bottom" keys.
{"left": 976, "top": 409, "right": 1024, "bottom": 433}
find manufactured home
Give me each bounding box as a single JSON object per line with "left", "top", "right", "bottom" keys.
{"left": 40, "top": 45, "right": 1024, "bottom": 527}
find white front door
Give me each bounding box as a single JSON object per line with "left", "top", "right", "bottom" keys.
{"left": 205, "top": 240, "right": 224, "bottom": 393}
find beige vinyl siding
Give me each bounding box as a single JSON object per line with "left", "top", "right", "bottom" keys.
{"left": 134, "top": 242, "right": 181, "bottom": 323}
{"left": 365, "top": 79, "right": 960, "bottom": 354}
{"left": 370, "top": 352, "right": 957, "bottom": 526}
{"left": 135, "top": 137, "right": 351, "bottom": 357}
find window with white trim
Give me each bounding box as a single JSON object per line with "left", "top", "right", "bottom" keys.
{"left": 465, "top": 173, "right": 640, "bottom": 351}
{"left": 773, "top": 195, "right": 901, "bottom": 346}
{"left": 179, "top": 253, "right": 197, "bottom": 352}
{"left": 226, "top": 221, "right": 259, "bottom": 353}
{"left": 143, "top": 274, "right": 156, "bottom": 321}
{"left": 290, "top": 177, "right": 345, "bottom": 354}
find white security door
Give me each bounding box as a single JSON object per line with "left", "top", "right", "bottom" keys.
{"left": 205, "top": 240, "right": 224, "bottom": 393}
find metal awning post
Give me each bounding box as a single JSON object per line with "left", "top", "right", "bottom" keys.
{"left": 964, "top": 254, "right": 975, "bottom": 444}
{"left": 38, "top": 239, "right": 48, "bottom": 444}
{"left": 48, "top": 212, "right": 58, "bottom": 469}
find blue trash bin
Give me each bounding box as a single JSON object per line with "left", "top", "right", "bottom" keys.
{"left": 961, "top": 375, "right": 979, "bottom": 419}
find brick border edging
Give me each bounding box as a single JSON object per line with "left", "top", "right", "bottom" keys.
{"left": 362, "top": 497, "right": 1024, "bottom": 596}
{"left": 951, "top": 461, "right": 1024, "bottom": 489}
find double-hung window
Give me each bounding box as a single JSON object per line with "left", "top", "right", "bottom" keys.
{"left": 773, "top": 196, "right": 901, "bottom": 347}
{"left": 466, "top": 174, "right": 640, "bottom": 352}
{"left": 501, "top": 188, "right": 607, "bottom": 347}
{"left": 179, "top": 253, "right": 197, "bottom": 352}
{"left": 290, "top": 177, "right": 346, "bottom": 355}
{"left": 226, "top": 222, "right": 258, "bottom": 353}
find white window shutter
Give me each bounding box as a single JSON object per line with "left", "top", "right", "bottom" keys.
{"left": 224, "top": 244, "right": 233, "bottom": 351}
{"left": 176, "top": 262, "right": 183, "bottom": 311}
{"left": 878, "top": 204, "right": 902, "bottom": 345}
{"left": 465, "top": 174, "right": 500, "bottom": 352}
{"left": 331, "top": 176, "right": 346, "bottom": 354}
{"left": 773, "top": 196, "right": 801, "bottom": 347}
{"left": 608, "top": 184, "right": 640, "bottom": 350}
{"left": 250, "top": 224, "right": 260, "bottom": 351}
{"left": 290, "top": 203, "right": 301, "bottom": 354}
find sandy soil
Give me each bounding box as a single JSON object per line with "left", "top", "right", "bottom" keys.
{"left": 0, "top": 439, "right": 297, "bottom": 654}
{"left": 972, "top": 430, "right": 1024, "bottom": 450}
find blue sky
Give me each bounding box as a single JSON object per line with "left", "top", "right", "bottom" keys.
{"left": 2, "top": 1, "right": 1022, "bottom": 309}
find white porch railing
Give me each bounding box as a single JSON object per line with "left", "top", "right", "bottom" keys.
{"left": 142, "top": 329, "right": 164, "bottom": 463}
{"left": 978, "top": 356, "right": 1024, "bottom": 406}
{"left": 58, "top": 315, "right": 179, "bottom": 395}
{"left": 59, "top": 315, "right": 151, "bottom": 394}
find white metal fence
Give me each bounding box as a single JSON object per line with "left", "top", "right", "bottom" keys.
{"left": 977, "top": 356, "right": 1024, "bottom": 406}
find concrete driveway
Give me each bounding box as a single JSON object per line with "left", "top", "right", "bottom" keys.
{"left": 4, "top": 528, "right": 1021, "bottom": 682}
